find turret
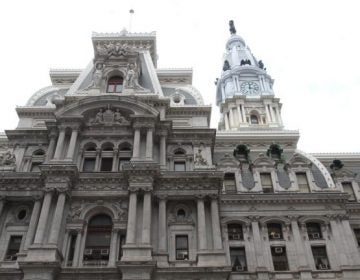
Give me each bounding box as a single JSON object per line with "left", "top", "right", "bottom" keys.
{"left": 216, "top": 20, "right": 283, "bottom": 131}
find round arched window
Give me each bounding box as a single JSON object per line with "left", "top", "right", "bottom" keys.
{"left": 84, "top": 214, "right": 113, "bottom": 262}
{"left": 107, "top": 76, "right": 123, "bottom": 93}
{"left": 177, "top": 209, "right": 186, "bottom": 219}
{"left": 250, "top": 114, "right": 259, "bottom": 124}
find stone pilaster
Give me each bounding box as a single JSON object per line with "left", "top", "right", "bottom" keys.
{"left": 24, "top": 197, "right": 42, "bottom": 250}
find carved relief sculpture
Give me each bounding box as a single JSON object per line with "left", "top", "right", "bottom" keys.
{"left": 88, "top": 106, "right": 129, "bottom": 126}
{"left": 194, "top": 148, "right": 208, "bottom": 166}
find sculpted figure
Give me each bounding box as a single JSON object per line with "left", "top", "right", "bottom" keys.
{"left": 0, "top": 151, "right": 16, "bottom": 166}
{"left": 125, "top": 63, "right": 137, "bottom": 88}
{"left": 93, "top": 109, "right": 104, "bottom": 124}
{"left": 114, "top": 109, "right": 126, "bottom": 124}
{"left": 194, "top": 148, "right": 207, "bottom": 166}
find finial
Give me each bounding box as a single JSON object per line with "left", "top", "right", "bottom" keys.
{"left": 129, "top": 9, "right": 134, "bottom": 32}
{"left": 229, "top": 20, "right": 236, "bottom": 35}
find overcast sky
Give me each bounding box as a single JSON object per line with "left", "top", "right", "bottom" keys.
{"left": 0, "top": 0, "right": 359, "bottom": 153}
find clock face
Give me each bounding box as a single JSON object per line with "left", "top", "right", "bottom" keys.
{"left": 240, "top": 81, "right": 260, "bottom": 94}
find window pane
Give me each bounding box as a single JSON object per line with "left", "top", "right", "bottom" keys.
{"left": 100, "top": 158, "right": 113, "bottom": 171}
{"left": 228, "top": 224, "right": 243, "bottom": 240}
{"left": 271, "top": 246, "right": 288, "bottom": 271}
{"left": 175, "top": 235, "right": 189, "bottom": 260}
{"left": 107, "top": 84, "right": 115, "bottom": 93}
{"left": 261, "top": 173, "right": 273, "bottom": 193}
{"left": 83, "top": 158, "right": 96, "bottom": 172}
{"left": 230, "top": 247, "right": 247, "bottom": 271}
{"left": 174, "top": 162, "right": 186, "bottom": 171}
{"left": 115, "top": 84, "right": 123, "bottom": 93}
{"left": 268, "top": 223, "right": 283, "bottom": 240}
{"left": 296, "top": 172, "right": 310, "bottom": 192}
{"left": 307, "top": 223, "right": 322, "bottom": 239}
{"left": 312, "top": 246, "right": 330, "bottom": 270}
{"left": 5, "top": 236, "right": 22, "bottom": 261}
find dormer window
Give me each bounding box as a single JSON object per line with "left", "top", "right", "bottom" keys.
{"left": 107, "top": 76, "right": 123, "bottom": 93}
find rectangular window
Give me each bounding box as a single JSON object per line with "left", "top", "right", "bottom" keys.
{"left": 5, "top": 236, "right": 22, "bottom": 261}
{"left": 230, "top": 247, "right": 247, "bottom": 271}
{"left": 175, "top": 235, "right": 189, "bottom": 260}
{"left": 174, "top": 161, "right": 186, "bottom": 172}
{"left": 342, "top": 182, "right": 356, "bottom": 201}
{"left": 311, "top": 246, "right": 330, "bottom": 270}
{"left": 260, "top": 173, "right": 273, "bottom": 193}
{"left": 100, "top": 158, "right": 113, "bottom": 172}
{"left": 271, "top": 246, "right": 289, "bottom": 271}
{"left": 67, "top": 234, "right": 77, "bottom": 264}
{"left": 353, "top": 228, "right": 360, "bottom": 246}
{"left": 119, "top": 158, "right": 130, "bottom": 170}
{"left": 83, "top": 158, "right": 96, "bottom": 172}
{"left": 224, "top": 173, "right": 236, "bottom": 193}
{"left": 296, "top": 172, "right": 310, "bottom": 193}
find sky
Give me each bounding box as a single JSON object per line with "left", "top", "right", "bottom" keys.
{"left": 0, "top": 0, "right": 359, "bottom": 153}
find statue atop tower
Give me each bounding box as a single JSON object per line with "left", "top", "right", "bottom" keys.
{"left": 229, "top": 20, "right": 236, "bottom": 35}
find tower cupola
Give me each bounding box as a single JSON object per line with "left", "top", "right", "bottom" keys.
{"left": 216, "top": 20, "right": 283, "bottom": 131}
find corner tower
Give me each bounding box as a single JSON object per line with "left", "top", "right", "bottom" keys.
{"left": 216, "top": 21, "right": 283, "bottom": 130}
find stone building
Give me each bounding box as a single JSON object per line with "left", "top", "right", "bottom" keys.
{"left": 0, "top": 21, "right": 360, "bottom": 280}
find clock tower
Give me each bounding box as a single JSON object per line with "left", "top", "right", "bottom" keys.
{"left": 216, "top": 20, "right": 283, "bottom": 130}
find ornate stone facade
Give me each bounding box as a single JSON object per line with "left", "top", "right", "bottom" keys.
{"left": 0, "top": 21, "right": 359, "bottom": 280}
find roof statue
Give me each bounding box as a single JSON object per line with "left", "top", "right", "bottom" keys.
{"left": 229, "top": 20, "right": 236, "bottom": 35}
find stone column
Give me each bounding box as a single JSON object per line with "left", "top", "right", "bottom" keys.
{"left": 241, "top": 105, "right": 246, "bottom": 124}
{"left": 34, "top": 190, "right": 53, "bottom": 244}
{"left": 265, "top": 104, "right": 271, "bottom": 123}
{"left": 291, "top": 219, "right": 309, "bottom": 269}
{"left": 197, "top": 197, "right": 207, "bottom": 250}
{"left": 159, "top": 133, "right": 167, "bottom": 169}
{"left": 229, "top": 107, "right": 234, "bottom": 128}
{"left": 210, "top": 197, "right": 222, "bottom": 250}
{"left": 224, "top": 113, "right": 229, "bottom": 130}
{"left": 65, "top": 128, "right": 79, "bottom": 160}
{"left": 341, "top": 219, "right": 360, "bottom": 265}
{"left": 45, "top": 134, "right": 57, "bottom": 163}
{"left": 132, "top": 128, "right": 141, "bottom": 159}
{"left": 158, "top": 196, "right": 167, "bottom": 252}
{"left": 112, "top": 149, "right": 119, "bottom": 171}
{"left": 24, "top": 197, "right": 42, "bottom": 250}
{"left": 108, "top": 229, "right": 119, "bottom": 266}
{"left": 142, "top": 191, "right": 152, "bottom": 244}
{"left": 126, "top": 191, "right": 137, "bottom": 244}
{"left": 251, "top": 219, "right": 267, "bottom": 270}
{"left": 49, "top": 191, "right": 67, "bottom": 244}
{"left": 275, "top": 106, "right": 282, "bottom": 125}
{"left": 53, "top": 128, "right": 66, "bottom": 160}
{"left": 95, "top": 148, "right": 101, "bottom": 171}
{"left": 72, "top": 230, "right": 83, "bottom": 267}
{"left": 145, "top": 128, "right": 153, "bottom": 160}
{"left": 270, "top": 105, "right": 276, "bottom": 123}
{"left": 237, "top": 105, "right": 243, "bottom": 123}
{"left": 330, "top": 219, "right": 348, "bottom": 266}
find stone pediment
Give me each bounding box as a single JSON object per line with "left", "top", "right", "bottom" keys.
{"left": 86, "top": 106, "right": 130, "bottom": 127}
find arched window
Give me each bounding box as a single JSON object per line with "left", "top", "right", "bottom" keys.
{"left": 267, "top": 223, "right": 283, "bottom": 240}
{"left": 107, "top": 76, "right": 123, "bottom": 93}
{"left": 306, "top": 222, "right": 322, "bottom": 240}
{"left": 100, "top": 143, "right": 114, "bottom": 172}
{"left": 173, "top": 149, "right": 187, "bottom": 171}
{"left": 83, "top": 214, "right": 112, "bottom": 265}
{"left": 228, "top": 223, "right": 244, "bottom": 240}
{"left": 250, "top": 114, "right": 259, "bottom": 124}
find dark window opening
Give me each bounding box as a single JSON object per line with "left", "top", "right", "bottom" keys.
{"left": 230, "top": 247, "right": 247, "bottom": 271}
{"left": 271, "top": 246, "right": 289, "bottom": 271}
{"left": 100, "top": 158, "right": 113, "bottom": 172}
{"left": 83, "top": 158, "right": 96, "bottom": 172}
{"left": 175, "top": 235, "right": 189, "bottom": 260}
{"left": 312, "top": 246, "right": 330, "bottom": 270}
{"left": 306, "top": 223, "right": 322, "bottom": 240}
{"left": 17, "top": 209, "right": 27, "bottom": 221}
{"left": 67, "top": 234, "right": 77, "bottom": 265}
{"left": 268, "top": 223, "right": 283, "bottom": 240}
{"left": 177, "top": 209, "right": 186, "bottom": 219}
{"left": 250, "top": 115, "right": 259, "bottom": 124}
{"left": 107, "top": 76, "right": 123, "bottom": 93}
{"left": 118, "top": 234, "right": 126, "bottom": 260}
{"left": 228, "top": 224, "right": 244, "bottom": 240}
{"left": 224, "top": 172, "right": 236, "bottom": 193}
{"left": 5, "top": 236, "right": 22, "bottom": 261}
{"left": 174, "top": 161, "right": 186, "bottom": 171}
